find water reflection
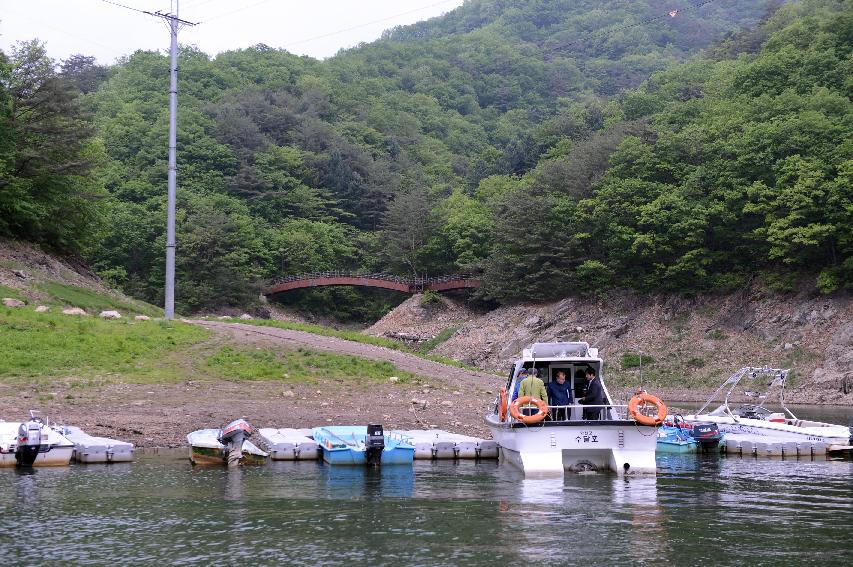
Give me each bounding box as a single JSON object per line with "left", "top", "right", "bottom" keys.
{"left": 320, "top": 464, "right": 414, "bottom": 499}
{"left": 0, "top": 455, "right": 850, "bottom": 566}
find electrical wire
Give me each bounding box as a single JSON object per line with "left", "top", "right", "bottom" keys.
{"left": 97, "top": 0, "right": 157, "bottom": 16}
{"left": 281, "top": 0, "right": 461, "bottom": 49}
{"left": 194, "top": 0, "right": 277, "bottom": 24}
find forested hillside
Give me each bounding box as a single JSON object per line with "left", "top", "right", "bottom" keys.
{"left": 1, "top": 0, "right": 849, "bottom": 318}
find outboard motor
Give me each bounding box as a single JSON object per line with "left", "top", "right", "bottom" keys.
{"left": 848, "top": 417, "right": 852, "bottom": 446}
{"left": 218, "top": 419, "right": 253, "bottom": 467}
{"left": 365, "top": 424, "right": 385, "bottom": 467}
{"left": 15, "top": 418, "right": 47, "bottom": 467}
{"left": 692, "top": 422, "right": 722, "bottom": 452}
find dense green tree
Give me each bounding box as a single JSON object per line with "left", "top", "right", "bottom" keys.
{"left": 0, "top": 41, "right": 106, "bottom": 252}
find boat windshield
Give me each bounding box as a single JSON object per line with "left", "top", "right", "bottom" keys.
{"left": 697, "top": 367, "right": 793, "bottom": 420}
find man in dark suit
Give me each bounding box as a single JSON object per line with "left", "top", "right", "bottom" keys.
{"left": 579, "top": 368, "right": 604, "bottom": 420}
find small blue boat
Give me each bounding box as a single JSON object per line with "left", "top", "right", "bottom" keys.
{"left": 657, "top": 420, "right": 724, "bottom": 454}
{"left": 657, "top": 424, "right": 699, "bottom": 453}
{"left": 312, "top": 425, "right": 415, "bottom": 466}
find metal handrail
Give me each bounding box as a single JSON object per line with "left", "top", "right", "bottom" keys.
{"left": 270, "top": 272, "right": 478, "bottom": 286}
{"left": 507, "top": 403, "right": 627, "bottom": 423}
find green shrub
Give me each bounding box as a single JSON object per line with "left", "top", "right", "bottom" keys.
{"left": 420, "top": 290, "right": 441, "bottom": 307}
{"left": 417, "top": 327, "right": 457, "bottom": 354}
{"left": 621, "top": 352, "right": 655, "bottom": 369}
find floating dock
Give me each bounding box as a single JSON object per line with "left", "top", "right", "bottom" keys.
{"left": 404, "top": 430, "right": 498, "bottom": 460}
{"left": 258, "top": 428, "right": 320, "bottom": 461}
{"left": 52, "top": 426, "right": 134, "bottom": 464}
{"left": 721, "top": 433, "right": 830, "bottom": 458}
{"left": 257, "top": 428, "right": 497, "bottom": 461}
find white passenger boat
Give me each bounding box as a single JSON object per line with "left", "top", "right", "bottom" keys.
{"left": 485, "top": 342, "right": 665, "bottom": 477}
{"left": 0, "top": 412, "right": 74, "bottom": 467}
{"left": 685, "top": 367, "right": 853, "bottom": 452}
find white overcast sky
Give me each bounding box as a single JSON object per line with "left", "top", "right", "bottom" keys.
{"left": 0, "top": 0, "right": 466, "bottom": 64}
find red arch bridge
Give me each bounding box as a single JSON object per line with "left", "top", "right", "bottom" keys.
{"left": 263, "top": 272, "right": 482, "bottom": 296}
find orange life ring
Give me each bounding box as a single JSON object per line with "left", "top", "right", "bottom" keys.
{"left": 509, "top": 396, "right": 548, "bottom": 424}
{"left": 499, "top": 387, "right": 508, "bottom": 422}
{"left": 628, "top": 392, "right": 667, "bottom": 426}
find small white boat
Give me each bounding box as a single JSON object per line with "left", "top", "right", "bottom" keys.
{"left": 485, "top": 342, "right": 663, "bottom": 477}
{"left": 51, "top": 426, "right": 134, "bottom": 463}
{"left": 0, "top": 412, "right": 74, "bottom": 467}
{"left": 187, "top": 421, "right": 269, "bottom": 466}
{"left": 685, "top": 367, "right": 852, "bottom": 452}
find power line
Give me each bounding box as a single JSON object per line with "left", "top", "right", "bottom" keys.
{"left": 283, "top": 0, "right": 461, "bottom": 48}
{"left": 96, "top": 0, "right": 197, "bottom": 25}
{"left": 194, "top": 0, "right": 276, "bottom": 24}
{"left": 97, "top": 0, "right": 157, "bottom": 17}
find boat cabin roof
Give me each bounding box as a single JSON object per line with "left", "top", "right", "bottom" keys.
{"left": 519, "top": 342, "right": 600, "bottom": 363}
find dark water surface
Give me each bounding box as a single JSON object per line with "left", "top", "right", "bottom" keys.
{"left": 2, "top": 408, "right": 851, "bottom": 566}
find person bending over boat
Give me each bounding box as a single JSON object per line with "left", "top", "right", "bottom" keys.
{"left": 579, "top": 368, "right": 604, "bottom": 420}
{"left": 547, "top": 371, "right": 573, "bottom": 421}
{"left": 518, "top": 368, "right": 549, "bottom": 417}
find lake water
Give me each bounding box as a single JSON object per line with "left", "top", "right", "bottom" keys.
{"left": 2, "top": 407, "right": 851, "bottom": 566}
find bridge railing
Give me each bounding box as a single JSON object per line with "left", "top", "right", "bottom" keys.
{"left": 270, "top": 272, "right": 478, "bottom": 287}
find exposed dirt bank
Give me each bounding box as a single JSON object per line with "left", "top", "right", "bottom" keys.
{"left": 367, "top": 289, "right": 853, "bottom": 405}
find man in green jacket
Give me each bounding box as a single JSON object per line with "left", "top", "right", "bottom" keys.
{"left": 518, "top": 368, "right": 548, "bottom": 416}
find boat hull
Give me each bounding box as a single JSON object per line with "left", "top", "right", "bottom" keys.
{"left": 0, "top": 445, "right": 74, "bottom": 467}
{"left": 322, "top": 445, "right": 415, "bottom": 465}
{"left": 486, "top": 418, "right": 658, "bottom": 477}
{"left": 189, "top": 444, "right": 268, "bottom": 466}
{"left": 656, "top": 440, "right": 699, "bottom": 454}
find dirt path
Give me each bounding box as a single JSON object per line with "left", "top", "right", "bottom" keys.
{"left": 190, "top": 320, "right": 503, "bottom": 389}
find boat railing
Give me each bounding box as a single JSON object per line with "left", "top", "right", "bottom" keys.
{"left": 508, "top": 404, "right": 629, "bottom": 423}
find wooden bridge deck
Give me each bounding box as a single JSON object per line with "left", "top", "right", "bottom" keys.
{"left": 263, "top": 272, "right": 482, "bottom": 296}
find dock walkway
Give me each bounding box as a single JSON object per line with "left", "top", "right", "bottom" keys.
{"left": 258, "top": 428, "right": 497, "bottom": 461}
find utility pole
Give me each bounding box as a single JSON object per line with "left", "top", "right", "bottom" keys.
{"left": 151, "top": 3, "right": 196, "bottom": 320}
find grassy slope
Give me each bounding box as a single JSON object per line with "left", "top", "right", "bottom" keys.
{"left": 230, "top": 318, "right": 483, "bottom": 372}
{"left": 0, "top": 308, "right": 208, "bottom": 385}
{"left": 0, "top": 307, "right": 430, "bottom": 392}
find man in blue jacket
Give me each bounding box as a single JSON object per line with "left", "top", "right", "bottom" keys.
{"left": 546, "top": 370, "right": 573, "bottom": 421}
